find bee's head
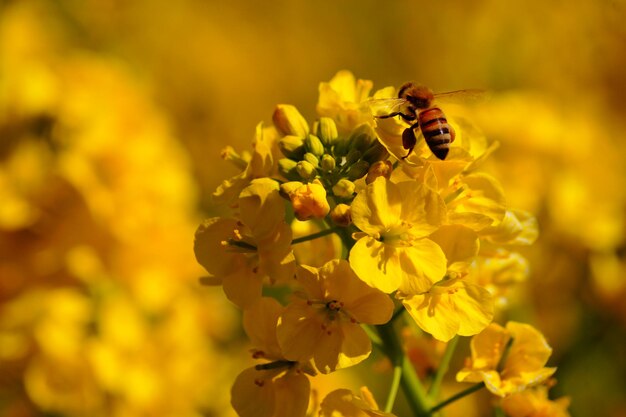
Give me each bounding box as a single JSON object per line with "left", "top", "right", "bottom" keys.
{"left": 398, "top": 82, "right": 433, "bottom": 109}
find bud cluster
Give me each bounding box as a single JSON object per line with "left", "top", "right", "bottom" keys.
{"left": 274, "top": 105, "right": 388, "bottom": 209}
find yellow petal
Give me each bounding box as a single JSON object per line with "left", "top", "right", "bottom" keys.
{"left": 349, "top": 237, "right": 403, "bottom": 293}
{"left": 222, "top": 267, "right": 264, "bottom": 309}
{"left": 239, "top": 178, "right": 285, "bottom": 241}
{"left": 194, "top": 217, "right": 240, "bottom": 277}
{"left": 243, "top": 298, "right": 284, "bottom": 359}
{"left": 452, "top": 281, "right": 494, "bottom": 336}
{"left": 231, "top": 367, "right": 276, "bottom": 417}
{"left": 429, "top": 225, "right": 479, "bottom": 264}
{"left": 351, "top": 177, "right": 401, "bottom": 234}
{"left": 402, "top": 292, "right": 460, "bottom": 342}
{"left": 272, "top": 372, "right": 311, "bottom": 417}
{"left": 504, "top": 321, "right": 553, "bottom": 376}
{"left": 312, "top": 320, "right": 371, "bottom": 373}
{"left": 396, "top": 240, "right": 447, "bottom": 294}
{"left": 277, "top": 300, "right": 325, "bottom": 363}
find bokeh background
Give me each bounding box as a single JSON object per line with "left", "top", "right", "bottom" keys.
{"left": 1, "top": 0, "right": 625, "bottom": 416}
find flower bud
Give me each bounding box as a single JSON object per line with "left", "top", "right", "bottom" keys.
{"left": 278, "top": 158, "right": 300, "bottom": 180}
{"left": 332, "top": 138, "right": 350, "bottom": 157}
{"left": 366, "top": 160, "right": 393, "bottom": 184}
{"left": 279, "top": 181, "right": 304, "bottom": 199}
{"left": 278, "top": 135, "right": 306, "bottom": 160}
{"left": 362, "top": 141, "right": 389, "bottom": 164}
{"left": 332, "top": 178, "right": 356, "bottom": 198}
{"left": 330, "top": 204, "right": 352, "bottom": 227}
{"left": 349, "top": 123, "right": 376, "bottom": 152}
{"left": 315, "top": 117, "right": 338, "bottom": 146}
{"left": 320, "top": 154, "right": 336, "bottom": 172}
{"left": 273, "top": 104, "right": 309, "bottom": 137}
{"left": 283, "top": 179, "right": 330, "bottom": 221}
{"left": 305, "top": 134, "right": 325, "bottom": 156}
{"left": 345, "top": 150, "right": 362, "bottom": 166}
{"left": 347, "top": 160, "right": 370, "bottom": 180}
{"left": 296, "top": 160, "right": 317, "bottom": 180}
{"left": 303, "top": 152, "right": 319, "bottom": 168}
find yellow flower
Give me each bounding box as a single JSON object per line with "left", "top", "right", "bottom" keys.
{"left": 456, "top": 321, "right": 556, "bottom": 397}
{"left": 232, "top": 298, "right": 315, "bottom": 417}
{"left": 319, "top": 388, "right": 396, "bottom": 417}
{"left": 481, "top": 209, "right": 539, "bottom": 245}
{"left": 276, "top": 260, "right": 393, "bottom": 373}
{"left": 400, "top": 276, "right": 494, "bottom": 342}
{"left": 349, "top": 177, "right": 447, "bottom": 294}
{"left": 501, "top": 385, "right": 571, "bottom": 417}
{"left": 195, "top": 178, "right": 296, "bottom": 307}
{"left": 214, "top": 123, "right": 280, "bottom": 206}
{"left": 444, "top": 172, "right": 507, "bottom": 232}
{"left": 316, "top": 70, "right": 374, "bottom": 134}
{"left": 280, "top": 179, "right": 330, "bottom": 221}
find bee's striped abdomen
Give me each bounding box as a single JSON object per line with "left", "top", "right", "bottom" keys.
{"left": 418, "top": 107, "right": 455, "bottom": 160}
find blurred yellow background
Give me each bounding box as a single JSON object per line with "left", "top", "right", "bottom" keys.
{"left": 1, "top": 0, "right": 625, "bottom": 416}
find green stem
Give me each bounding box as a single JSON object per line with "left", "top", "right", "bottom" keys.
{"left": 390, "top": 305, "right": 406, "bottom": 322}
{"left": 494, "top": 406, "right": 506, "bottom": 417}
{"left": 361, "top": 324, "right": 383, "bottom": 348}
{"left": 428, "top": 335, "right": 459, "bottom": 400}
{"left": 384, "top": 363, "right": 403, "bottom": 413}
{"left": 377, "top": 321, "right": 430, "bottom": 416}
{"left": 291, "top": 227, "right": 339, "bottom": 245}
{"left": 428, "top": 382, "right": 485, "bottom": 414}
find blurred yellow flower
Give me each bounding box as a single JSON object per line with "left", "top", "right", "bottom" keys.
{"left": 457, "top": 322, "right": 556, "bottom": 397}
{"left": 276, "top": 260, "right": 393, "bottom": 373}
{"left": 316, "top": 70, "right": 374, "bottom": 134}
{"left": 501, "top": 385, "right": 571, "bottom": 417}
{"left": 349, "top": 177, "right": 447, "bottom": 294}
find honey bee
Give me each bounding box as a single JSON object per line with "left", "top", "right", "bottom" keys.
{"left": 369, "top": 82, "right": 482, "bottom": 160}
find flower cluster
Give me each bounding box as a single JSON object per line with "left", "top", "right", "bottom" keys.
{"left": 195, "top": 71, "right": 569, "bottom": 417}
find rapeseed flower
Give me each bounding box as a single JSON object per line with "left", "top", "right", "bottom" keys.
{"left": 277, "top": 260, "right": 393, "bottom": 373}
{"left": 319, "top": 388, "right": 395, "bottom": 417}
{"left": 232, "top": 297, "right": 315, "bottom": 417}
{"left": 349, "top": 176, "right": 447, "bottom": 294}
{"left": 400, "top": 275, "right": 494, "bottom": 342}
{"left": 501, "top": 385, "right": 571, "bottom": 417}
{"left": 457, "top": 321, "right": 556, "bottom": 397}
{"left": 195, "top": 178, "right": 295, "bottom": 307}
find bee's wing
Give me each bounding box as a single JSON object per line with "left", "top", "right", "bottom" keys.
{"left": 433, "top": 89, "right": 489, "bottom": 106}
{"left": 366, "top": 98, "right": 410, "bottom": 118}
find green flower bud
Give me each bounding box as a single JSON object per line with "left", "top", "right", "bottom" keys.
{"left": 332, "top": 137, "right": 350, "bottom": 157}
{"left": 315, "top": 117, "right": 338, "bottom": 146}
{"left": 345, "top": 150, "right": 362, "bottom": 166}
{"left": 347, "top": 160, "right": 370, "bottom": 180}
{"left": 332, "top": 178, "right": 356, "bottom": 199}
{"left": 278, "top": 135, "right": 306, "bottom": 160}
{"left": 349, "top": 123, "right": 376, "bottom": 152}
{"left": 320, "top": 154, "right": 336, "bottom": 172}
{"left": 303, "top": 152, "right": 319, "bottom": 167}
{"left": 362, "top": 140, "right": 389, "bottom": 164}
{"left": 278, "top": 158, "right": 300, "bottom": 180}
{"left": 273, "top": 104, "right": 309, "bottom": 137}
{"left": 296, "top": 160, "right": 318, "bottom": 180}
{"left": 304, "top": 134, "right": 325, "bottom": 157}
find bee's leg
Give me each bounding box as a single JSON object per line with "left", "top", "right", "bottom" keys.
{"left": 376, "top": 112, "right": 417, "bottom": 122}
{"left": 400, "top": 122, "right": 421, "bottom": 159}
